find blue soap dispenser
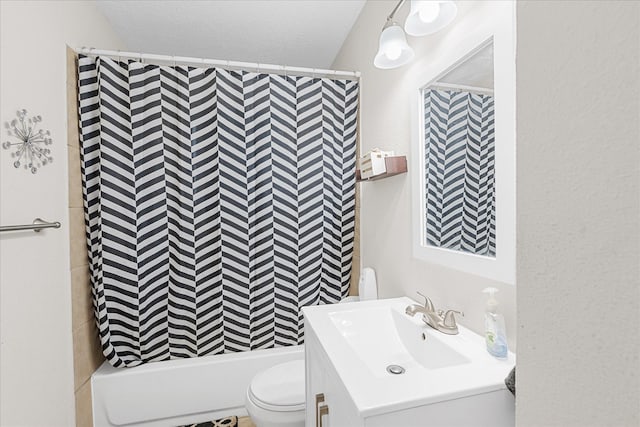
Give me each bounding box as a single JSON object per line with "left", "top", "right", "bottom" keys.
{"left": 482, "top": 287, "right": 508, "bottom": 358}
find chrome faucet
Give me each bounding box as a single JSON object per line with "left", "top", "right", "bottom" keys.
{"left": 405, "top": 292, "right": 464, "bottom": 335}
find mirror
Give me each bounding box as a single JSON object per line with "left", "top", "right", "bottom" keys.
{"left": 411, "top": 33, "right": 516, "bottom": 285}
{"left": 422, "top": 42, "right": 495, "bottom": 257}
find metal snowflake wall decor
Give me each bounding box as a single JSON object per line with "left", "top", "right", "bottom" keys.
{"left": 2, "top": 109, "right": 53, "bottom": 174}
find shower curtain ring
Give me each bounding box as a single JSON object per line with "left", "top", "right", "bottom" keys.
{"left": 173, "top": 55, "right": 177, "bottom": 67}
{"left": 117, "top": 50, "right": 121, "bottom": 63}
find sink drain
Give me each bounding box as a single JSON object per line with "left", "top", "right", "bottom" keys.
{"left": 386, "top": 364, "right": 406, "bottom": 375}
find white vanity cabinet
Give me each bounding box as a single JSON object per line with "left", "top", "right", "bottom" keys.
{"left": 302, "top": 298, "right": 515, "bottom": 427}
{"left": 305, "top": 326, "right": 513, "bottom": 427}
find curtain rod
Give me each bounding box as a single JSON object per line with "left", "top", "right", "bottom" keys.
{"left": 430, "top": 82, "right": 494, "bottom": 95}
{"left": 75, "top": 47, "right": 361, "bottom": 79}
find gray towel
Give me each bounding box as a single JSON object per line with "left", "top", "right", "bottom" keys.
{"left": 505, "top": 367, "right": 516, "bottom": 396}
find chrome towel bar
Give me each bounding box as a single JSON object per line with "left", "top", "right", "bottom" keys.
{"left": 0, "top": 218, "right": 61, "bottom": 233}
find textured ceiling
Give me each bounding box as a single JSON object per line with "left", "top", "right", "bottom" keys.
{"left": 96, "top": 0, "right": 366, "bottom": 69}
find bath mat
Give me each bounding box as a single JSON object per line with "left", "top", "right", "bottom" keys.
{"left": 181, "top": 416, "right": 238, "bottom": 427}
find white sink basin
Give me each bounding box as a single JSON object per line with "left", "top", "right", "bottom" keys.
{"left": 329, "top": 306, "right": 470, "bottom": 373}
{"left": 303, "top": 297, "right": 515, "bottom": 417}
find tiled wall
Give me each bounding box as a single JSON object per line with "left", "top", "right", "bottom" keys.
{"left": 67, "top": 47, "right": 104, "bottom": 427}
{"left": 349, "top": 192, "right": 360, "bottom": 295}
{"left": 349, "top": 153, "right": 361, "bottom": 295}
{"left": 349, "top": 101, "right": 362, "bottom": 296}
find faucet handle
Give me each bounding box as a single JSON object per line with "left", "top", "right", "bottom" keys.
{"left": 442, "top": 310, "right": 464, "bottom": 328}
{"left": 416, "top": 292, "right": 435, "bottom": 312}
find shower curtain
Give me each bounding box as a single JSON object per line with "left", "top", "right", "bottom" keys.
{"left": 77, "top": 56, "right": 359, "bottom": 367}
{"left": 423, "top": 89, "right": 496, "bottom": 257}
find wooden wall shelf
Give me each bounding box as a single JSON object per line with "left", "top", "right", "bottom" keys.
{"left": 356, "top": 155, "right": 407, "bottom": 182}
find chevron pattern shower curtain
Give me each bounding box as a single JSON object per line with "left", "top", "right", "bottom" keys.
{"left": 423, "top": 89, "right": 496, "bottom": 257}
{"left": 77, "top": 56, "right": 358, "bottom": 367}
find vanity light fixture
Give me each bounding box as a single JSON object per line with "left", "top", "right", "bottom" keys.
{"left": 374, "top": 0, "right": 458, "bottom": 69}
{"left": 373, "top": 20, "right": 415, "bottom": 69}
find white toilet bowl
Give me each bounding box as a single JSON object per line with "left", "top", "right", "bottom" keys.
{"left": 245, "top": 359, "right": 305, "bottom": 427}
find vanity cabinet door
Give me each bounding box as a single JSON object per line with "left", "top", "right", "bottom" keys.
{"left": 305, "top": 330, "right": 330, "bottom": 427}
{"left": 363, "top": 390, "right": 515, "bottom": 427}
{"left": 305, "top": 327, "right": 363, "bottom": 427}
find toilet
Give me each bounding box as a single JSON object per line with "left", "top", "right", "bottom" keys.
{"left": 245, "top": 268, "right": 378, "bottom": 426}
{"left": 244, "top": 359, "right": 306, "bottom": 427}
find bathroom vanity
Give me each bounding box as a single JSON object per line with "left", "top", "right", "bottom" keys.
{"left": 302, "top": 298, "right": 515, "bottom": 427}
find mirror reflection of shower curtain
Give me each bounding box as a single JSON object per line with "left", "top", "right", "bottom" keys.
{"left": 424, "top": 89, "right": 496, "bottom": 257}
{"left": 77, "top": 56, "right": 358, "bottom": 367}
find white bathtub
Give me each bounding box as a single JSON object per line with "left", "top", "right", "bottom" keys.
{"left": 92, "top": 345, "right": 304, "bottom": 427}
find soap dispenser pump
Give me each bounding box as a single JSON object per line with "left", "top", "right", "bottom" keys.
{"left": 482, "top": 287, "right": 508, "bottom": 358}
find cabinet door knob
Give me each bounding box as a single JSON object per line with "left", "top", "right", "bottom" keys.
{"left": 318, "top": 404, "right": 329, "bottom": 427}
{"left": 315, "top": 393, "right": 328, "bottom": 427}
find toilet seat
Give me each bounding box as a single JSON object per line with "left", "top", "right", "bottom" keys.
{"left": 247, "top": 359, "right": 305, "bottom": 412}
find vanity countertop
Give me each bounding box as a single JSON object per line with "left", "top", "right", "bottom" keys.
{"left": 303, "top": 297, "right": 515, "bottom": 418}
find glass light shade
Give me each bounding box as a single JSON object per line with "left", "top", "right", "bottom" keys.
{"left": 404, "top": 1, "right": 458, "bottom": 36}
{"left": 373, "top": 23, "right": 415, "bottom": 69}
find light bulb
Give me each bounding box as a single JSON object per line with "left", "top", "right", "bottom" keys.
{"left": 385, "top": 45, "right": 402, "bottom": 61}
{"left": 418, "top": 2, "right": 440, "bottom": 23}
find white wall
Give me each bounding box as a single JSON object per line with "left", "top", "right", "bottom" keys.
{"left": 332, "top": 1, "right": 517, "bottom": 349}
{"left": 335, "top": 0, "right": 640, "bottom": 424}
{"left": 516, "top": 1, "right": 639, "bottom": 426}
{"left": 0, "top": 2, "right": 123, "bottom": 425}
